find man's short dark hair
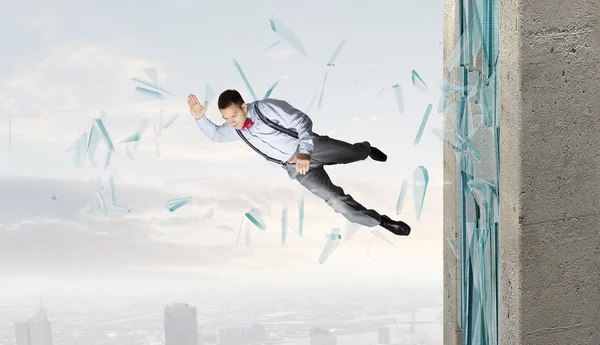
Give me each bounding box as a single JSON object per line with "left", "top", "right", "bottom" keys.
{"left": 218, "top": 89, "right": 245, "bottom": 109}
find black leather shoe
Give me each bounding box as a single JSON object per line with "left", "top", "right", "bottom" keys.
{"left": 369, "top": 147, "right": 387, "bottom": 162}
{"left": 380, "top": 215, "right": 411, "bottom": 236}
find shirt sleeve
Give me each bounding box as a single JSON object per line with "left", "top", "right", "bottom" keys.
{"left": 195, "top": 116, "right": 240, "bottom": 143}
{"left": 258, "top": 99, "right": 315, "bottom": 155}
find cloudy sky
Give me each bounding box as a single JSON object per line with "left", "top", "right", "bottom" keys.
{"left": 0, "top": 0, "right": 444, "bottom": 296}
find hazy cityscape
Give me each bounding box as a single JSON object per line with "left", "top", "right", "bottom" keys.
{"left": 0, "top": 284, "right": 442, "bottom": 345}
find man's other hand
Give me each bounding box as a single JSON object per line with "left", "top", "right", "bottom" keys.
{"left": 188, "top": 94, "right": 207, "bottom": 120}
{"left": 290, "top": 153, "right": 311, "bottom": 175}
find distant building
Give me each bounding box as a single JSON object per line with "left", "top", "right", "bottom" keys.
{"left": 14, "top": 308, "right": 53, "bottom": 345}
{"left": 378, "top": 326, "right": 391, "bottom": 344}
{"left": 218, "top": 326, "right": 250, "bottom": 345}
{"left": 14, "top": 322, "right": 31, "bottom": 345}
{"left": 310, "top": 327, "right": 336, "bottom": 345}
{"left": 200, "top": 331, "right": 217, "bottom": 344}
{"left": 164, "top": 302, "right": 199, "bottom": 345}
{"left": 217, "top": 324, "right": 266, "bottom": 345}
{"left": 249, "top": 324, "right": 266, "bottom": 343}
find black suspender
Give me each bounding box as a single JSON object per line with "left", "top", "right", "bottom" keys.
{"left": 253, "top": 103, "right": 299, "bottom": 139}
{"left": 235, "top": 101, "right": 301, "bottom": 166}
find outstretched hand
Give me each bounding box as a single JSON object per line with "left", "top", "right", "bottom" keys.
{"left": 290, "top": 153, "right": 311, "bottom": 175}
{"left": 188, "top": 94, "right": 208, "bottom": 120}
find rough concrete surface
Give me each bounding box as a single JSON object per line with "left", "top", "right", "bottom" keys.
{"left": 499, "top": 0, "right": 600, "bottom": 343}
{"left": 442, "top": 0, "right": 461, "bottom": 343}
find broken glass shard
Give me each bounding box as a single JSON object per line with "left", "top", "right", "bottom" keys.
{"left": 431, "top": 128, "right": 462, "bottom": 152}
{"left": 269, "top": 11, "right": 308, "bottom": 57}
{"left": 78, "top": 202, "right": 92, "bottom": 216}
{"left": 281, "top": 208, "right": 288, "bottom": 246}
{"left": 87, "top": 119, "right": 115, "bottom": 170}
{"left": 297, "top": 196, "right": 304, "bottom": 237}
{"left": 396, "top": 180, "right": 408, "bottom": 215}
{"left": 445, "top": 0, "right": 500, "bottom": 340}
{"left": 108, "top": 173, "right": 117, "bottom": 204}
{"left": 125, "top": 144, "right": 135, "bottom": 161}
{"left": 262, "top": 40, "right": 281, "bottom": 52}
{"left": 107, "top": 173, "right": 129, "bottom": 215}
{"left": 135, "top": 86, "right": 164, "bottom": 99}
{"left": 233, "top": 59, "right": 257, "bottom": 101}
{"left": 369, "top": 229, "right": 396, "bottom": 247}
{"left": 163, "top": 113, "right": 180, "bottom": 129}
{"left": 133, "top": 117, "right": 150, "bottom": 150}
{"left": 413, "top": 166, "right": 429, "bottom": 220}
{"left": 464, "top": 139, "right": 482, "bottom": 162}
{"left": 72, "top": 132, "right": 88, "bottom": 170}
{"left": 154, "top": 110, "right": 163, "bottom": 138}
{"left": 202, "top": 206, "right": 215, "bottom": 219}
{"left": 86, "top": 127, "right": 101, "bottom": 163}
{"left": 437, "top": 93, "right": 449, "bottom": 113}
{"left": 288, "top": 224, "right": 298, "bottom": 234}
{"left": 326, "top": 38, "right": 347, "bottom": 66}
{"left": 414, "top": 104, "right": 433, "bottom": 145}
{"left": 155, "top": 138, "right": 161, "bottom": 158}
{"left": 143, "top": 68, "right": 158, "bottom": 84}
{"left": 411, "top": 69, "right": 429, "bottom": 93}
{"left": 319, "top": 228, "right": 342, "bottom": 264}
{"left": 431, "top": 128, "right": 481, "bottom": 161}
{"left": 118, "top": 132, "right": 140, "bottom": 144}
{"left": 165, "top": 196, "right": 192, "bottom": 212}
{"left": 344, "top": 220, "right": 362, "bottom": 242}
{"left": 447, "top": 238, "right": 458, "bottom": 259}
{"left": 131, "top": 77, "right": 172, "bottom": 96}
{"left": 264, "top": 80, "right": 280, "bottom": 99}
{"left": 306, "top": 93, "right": 318, "bottom": 113}
{"left": 376, "top": 88, "right": 387, "bottom": 96}
{"left": 245, "top": 207, "right": 267, "bottom": 230}
{"left": 205, "top": 84, "right": 215, "bottom": 105}
{"left": 236, "top": 216, "right": 244, "bottom": 244}
{"left": 326, "top": 233, "right": 342, "bottom": 240}
{"left": 318, "top": 72, "right": 328, "bottom": 109}
{"left": 392, "top": 83, "right": 404, "bottom": 114}
{"left": 51, "top": 193, "right": 57, "bottom": 201}
{"left": 92, "top": 190, "right": 108, "bottom": 215}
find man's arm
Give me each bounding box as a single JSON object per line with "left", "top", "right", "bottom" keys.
{"left": 258, "top": 98, "right": 314, "bottom": 155}
{"left": 195, "top": 116, "right": 240, "bottom": 142}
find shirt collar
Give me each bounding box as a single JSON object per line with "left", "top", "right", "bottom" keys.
{"left": 246, "top": 101, "right": 258, "bottom": 122}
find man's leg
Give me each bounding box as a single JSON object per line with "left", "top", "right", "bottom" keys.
{"left": 284, "top": 164, "right": 382, "bottom": 227}
{"left": 309, "top": 135, "right": 372, "bottom": 166}
{"left": 282, "top": 135, "right": 409, "bottom": 234}
{"left": 309, "top": 135, "right": 388, "bottom": 165}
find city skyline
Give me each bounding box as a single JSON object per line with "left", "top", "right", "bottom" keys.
{"left": 1, "top": 285, "right": 442, "bottom": 345}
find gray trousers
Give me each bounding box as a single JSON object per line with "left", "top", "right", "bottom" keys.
{"left": 283, "top": 135, "right": 382, "bottom": 227}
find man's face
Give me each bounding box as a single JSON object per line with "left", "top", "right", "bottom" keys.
{"left": 220, "top": 103, "right": 248, "bottom": 129}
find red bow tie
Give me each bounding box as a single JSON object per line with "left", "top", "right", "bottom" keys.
{"left": 242, "top": 118, "right": 253, "bottom": 129}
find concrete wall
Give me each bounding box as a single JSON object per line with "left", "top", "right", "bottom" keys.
{"left": 499, "top": 0, "right": 600, "bottom": 343}
{"left": 442, "top": 0, "right": 461, "bottom": 343}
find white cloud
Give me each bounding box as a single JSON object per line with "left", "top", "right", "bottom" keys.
{"left": 0, "top": 36, "right": 173, "bottom": 131}
{"left": 13, "top": 7, "right": 61, "bottom": 40}
{"left": 0, "top": 175, "right": 442, "bottom": 283}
